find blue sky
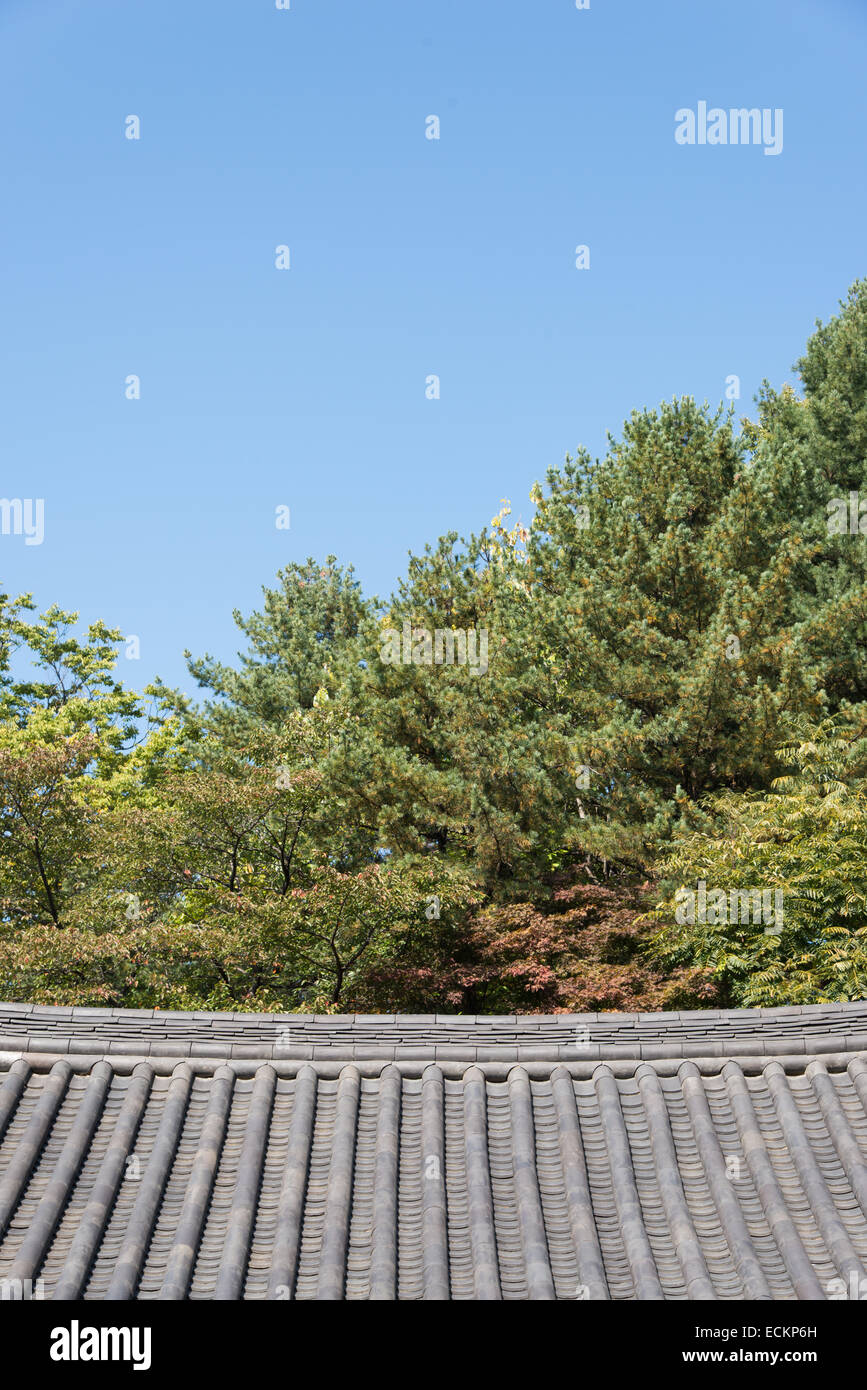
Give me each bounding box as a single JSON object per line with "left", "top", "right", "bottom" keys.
{"left": 1, "top": 0, "right": 865, "bottom": 697}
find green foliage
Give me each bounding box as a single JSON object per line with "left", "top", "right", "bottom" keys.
{"left": 0, "top": 593, "right": 143, "bottom": 758}
{"left": 0, "top": 730, "right": 98, "bottom": 928}
{"left": 0, "top": 683, "right": 478, "bottom": 1008}
{"left": 0, "top": 862, "right": 454, "bottom": 1012}
{"left": 6, "top": 281, "right": 867, "bottom": 1010}
{"left": 652, "top": 716, "right": 867, "bottom": 1005}
{"left": 176, "top": 557, "right": 372, "bottom": 724}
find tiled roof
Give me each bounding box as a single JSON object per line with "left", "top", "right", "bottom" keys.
{"left": 2, "top": 1000, "right": 866, "bottom": 1060}
{"left": 1, "top": 1003, "right": 867, "bottom": 1299}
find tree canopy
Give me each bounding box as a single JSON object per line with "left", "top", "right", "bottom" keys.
{"left": 4, "top": 281, "right": 867, "bottom": 1010}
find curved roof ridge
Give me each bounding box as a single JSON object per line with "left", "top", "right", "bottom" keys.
{"left": 1, "top": 1000, "right": 865, "bottom": 1063}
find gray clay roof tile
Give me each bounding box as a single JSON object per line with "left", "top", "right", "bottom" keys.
{"left": 1, "top": 1001, "right": 867, "bottom": 1300}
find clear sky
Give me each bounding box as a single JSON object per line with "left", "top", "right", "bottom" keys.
{"left": 1, "top": 0, "right": 865, "bottom": 697}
